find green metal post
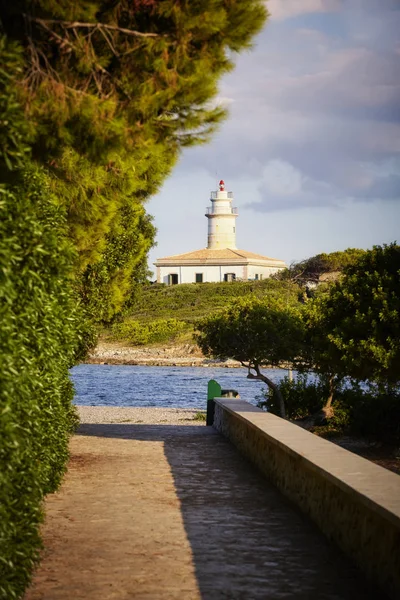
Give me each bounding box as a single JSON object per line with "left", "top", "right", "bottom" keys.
{"left": 207, "top": 379, "right": 221, "bottom": 426}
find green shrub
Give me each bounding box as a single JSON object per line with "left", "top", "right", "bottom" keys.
{"left": 258, "top": 373, "right": 328, "bottom": 419}
{"left": 339, "top": 385, "right": 400, "bottom": 442}
{"left": 193, "top": 411, "right": 206, "bottom": 421}
{"left": 0, "top": 169, "right": 81, "bottom": 599}
{"left": 147, "top": 319, "right": 187, "bottom": 344}
{"left": 112, "top": 320, "right": 151, "bottom": 345}
{"left": 258, "top": 374, "right": 400, "bottom": 443}
{"left": 112, "top": 318, "right": 186, "bottom": 346}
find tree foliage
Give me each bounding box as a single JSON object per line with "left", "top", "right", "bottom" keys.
{"left": 0, "top": 7, "right": 271, "bottom": 594}
{"left": 0, "top": 36, "right": 83, "bottom": 599}
{"left": 276, "top": 248, "right": 366, "bottom": 286}
{"left": 79, "top": 198, "right": 156, "bottom": 322}
{"left": 1, "top": 0, "right": 268, "bottom": 322}
{"left": 196, "top": 244, "right": 400, "bottom": 427}
{"left": 196, "top": 297, "right": 305, "bottom": 417}
{"left": 0, "top": 37, "right": 31, "bottom": 177}
{"left": 305, "top": 243, "right": 400, "bottom": 386}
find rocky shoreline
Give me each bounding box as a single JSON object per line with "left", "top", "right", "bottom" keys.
{"left": 86, "top": 341, "right": 242, "bottom": 368}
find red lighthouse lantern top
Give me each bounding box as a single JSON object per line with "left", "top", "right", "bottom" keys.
{"left": 219, "top": 179, "right": 225, "bottom": 191}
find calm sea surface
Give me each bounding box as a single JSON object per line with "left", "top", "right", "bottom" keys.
{"left": 70, "top": 364, "right": 291, "bottom": 409}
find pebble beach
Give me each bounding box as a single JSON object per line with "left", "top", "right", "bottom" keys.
{"left": 77, "top": 405, "right": 206, "bottom": 425}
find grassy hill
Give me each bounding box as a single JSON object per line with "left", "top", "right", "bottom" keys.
{"left": 103, "top": 247, "right": 368, "bottom": 348}
{"left": 126, "top": 279, "right": 299, "bottom": 322}
{"left": 104, "top": 248, "right": 367, "bottom": 348}
{"left": 107, "top": 279, "right": 301, "bottom": 346}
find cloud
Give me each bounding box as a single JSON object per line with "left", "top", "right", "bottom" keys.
{"left": 355, "top": 174, "right": 400, "bottom": 200}
{"left": 223, "top": 2, "right": 400, "bottom": 208}
{"left": 242, "top": 159, "right": 341, "bottom": 213}
{"left": 266, "top": 0, "right": 341, "bottom": 21}
{"left": 171, "top": 0, "right": 400, "bottom": 218}
{"left": 260, "top": 160, "right": 303, "bottom": 196}
{"left": 148, "top": 0, "right": 400, "bottom": 268}
{"left": 269, "top": 47, "right": 400, "bottom": 123}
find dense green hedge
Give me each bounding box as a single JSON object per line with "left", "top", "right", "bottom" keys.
{"left": 0, "top": 169, "right": 80, "bottom": 599}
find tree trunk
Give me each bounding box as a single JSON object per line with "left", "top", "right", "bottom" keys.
{"left": 246, "top": 364, "right": 286, "bottom": 419}
{"left": 324, "top": 375, "right": 335, "bottom": 409}
{"left": 314, "top": 375, "right": 335, "bottom": 423}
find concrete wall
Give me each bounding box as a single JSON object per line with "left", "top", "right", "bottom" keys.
{"left": 213, "top": 398, "right": 400, "bottom": 600}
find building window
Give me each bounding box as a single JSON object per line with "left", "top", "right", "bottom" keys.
{"left": 195, "top": 273, "right": 203, "bottom": 283}
{"left": 168, "top": 273, "right": 178, "bottom": 285}
{"left": 255, "top": 274, "right": 259, "bottom": 280}
{"left": 224, "top": 273, "right": 236, "bottom": 282}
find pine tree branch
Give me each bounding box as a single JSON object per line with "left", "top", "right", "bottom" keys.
{"left": 23, "top": 17, "right": 121, "bottom": 98}
{"left": 28, "top": 17, "right": 160, "bottom": 39}
{"left": 98, "top": 27, "right": 119, "bottom": 57}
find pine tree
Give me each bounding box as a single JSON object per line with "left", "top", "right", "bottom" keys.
{"left": 1, "top": 0, "right": 268, "bottom": 321}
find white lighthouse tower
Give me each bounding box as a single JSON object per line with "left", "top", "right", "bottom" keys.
{"left": 154, "top": 179, "right": 286, "bottom": 284}
{"left": 206, "top": 179, "right": 238, "bottom": 249}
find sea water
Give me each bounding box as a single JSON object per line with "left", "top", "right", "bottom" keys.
{"left": 70, "top": 364, "right": 291, "bottom": 409}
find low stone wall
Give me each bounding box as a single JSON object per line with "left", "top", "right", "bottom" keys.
{"left": 213, "top": 398, "right": 400, "bottom": 600}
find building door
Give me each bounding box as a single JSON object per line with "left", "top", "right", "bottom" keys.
{"left": 168, "top": 273, "right": 179, "bottom": 285}
{"left": 224, "top": 273, "right": 236, "bottom": 282}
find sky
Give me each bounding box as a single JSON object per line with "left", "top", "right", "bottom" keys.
{"left": 147, "top": 0, "right": 400, "bottom": 272}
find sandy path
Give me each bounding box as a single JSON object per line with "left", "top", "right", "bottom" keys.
{"left": 25, "top": 409, "right": 383, "bottom": 600}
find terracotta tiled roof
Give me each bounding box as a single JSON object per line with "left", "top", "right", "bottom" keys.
{"left": 155, "top": 248, "right": 286, "bottom": 266}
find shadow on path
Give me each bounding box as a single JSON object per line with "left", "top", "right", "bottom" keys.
{"left": 77, "top": 423, "right": 385, "bottom": 600}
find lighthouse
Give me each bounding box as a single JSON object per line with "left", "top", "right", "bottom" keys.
{"left": 206, "top": 180, "right": 238, "bottom": 249}
{"left": 154, "top": 180, "right": 286, "bottom": 284}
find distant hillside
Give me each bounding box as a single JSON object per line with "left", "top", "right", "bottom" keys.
{"left": 106, "top": 279, "right": 300, "bottom": 347}
{"left": 123, "top": 279, "right": 300, "bottom": 323}
{"left": 105, "top": 249, "right": 366, "bottom": 348}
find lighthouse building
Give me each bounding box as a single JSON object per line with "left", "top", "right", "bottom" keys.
{"left": 154, "top": 180, "right": 286, "bottom": 284}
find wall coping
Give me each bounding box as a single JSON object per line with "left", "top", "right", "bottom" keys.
{"left": 214, "top": 398, "right": 400, "bottom": 527}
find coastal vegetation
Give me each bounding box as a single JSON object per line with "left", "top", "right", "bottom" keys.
{"left": 275, "top": 248, "right": 366, "bottom": 286}
{"left": 108, "top": 247, "right": 367, "bottom": 348}
{"left": 197, "top": 244, "right": 400, "bottom": 443}
{"left": 196, "top": 297, "right": 304, "bottom": 418}
{"left": 109, "top": 278, "right": 300, "bottom": 345}
{"left": 108, "top": 244, "right": 400, "bottom": 442}
{"left": 0, "top": 1, "right": 268, "bottom": 597}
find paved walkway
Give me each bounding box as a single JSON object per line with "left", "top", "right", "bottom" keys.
{"left": 25, "top": 423, "right": 383, "bottom": 599}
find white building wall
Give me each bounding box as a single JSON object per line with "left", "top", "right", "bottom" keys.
{"left": 247, "top": 265, "right": 284, "bottom": 280}
{"left": 158, "top": 264, "right": 285, "bottom": 284}
{"left": 158, "top": 264, "right": 246, "bottom": 284}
